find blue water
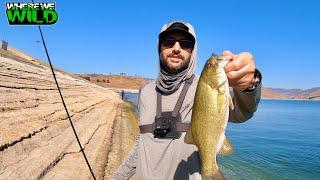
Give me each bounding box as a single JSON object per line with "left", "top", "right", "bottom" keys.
{"left": 124, "top": 93, "right": 320, "bottom": 180}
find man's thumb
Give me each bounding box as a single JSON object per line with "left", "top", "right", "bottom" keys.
{"left": 222, "top": 50, "right": 233, "bottom": 56}
{"left": 222, "top": 50, "right": 234, "bottom": 61}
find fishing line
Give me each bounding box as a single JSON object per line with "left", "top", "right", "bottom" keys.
{"left": 35, "top": 24, "right": 97, "bottom": 180}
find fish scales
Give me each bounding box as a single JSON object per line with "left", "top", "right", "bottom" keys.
{"left": 185, "top": 54, "right": 233, "bottom": 180}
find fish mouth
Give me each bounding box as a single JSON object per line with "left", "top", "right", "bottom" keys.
{"left": 218, "top": 56, "right": 229, "bottom": 69}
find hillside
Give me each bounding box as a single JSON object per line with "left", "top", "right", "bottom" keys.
{"left": 0, "top": 46, "right": 138, "bottom": 179}
{"left": 261, "top": 87, "right": 290, "bottom": 99}
{"left": 263, "top": 87, "right": 320, "bottom": 100}
{"left": 78, "top": 74, "right": 320, "bottom": 100}
{"left": 77, "top": 74, "right": 148, "bottom": 90}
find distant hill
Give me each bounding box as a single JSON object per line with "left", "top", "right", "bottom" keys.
{"left": 77, "top": 74, "right": 149, "bottom": 90}
{"left": 267, "top": 88, "right": 303, "bottom": 96}
{"left": 261, "top": 87, "right": 290, "bottom": 99}
{"left": 262, "top": 87, "right": 320, "bottom": 100}
{"left": 78, "top": 74, "right": 320, "bottom": 100}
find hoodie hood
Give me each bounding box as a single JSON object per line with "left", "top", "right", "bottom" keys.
{"left": 156, "top": 20, "right": 197, "bottom": 95}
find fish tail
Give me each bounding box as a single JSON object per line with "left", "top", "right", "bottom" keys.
{"left": 200, "top": 149, "right": 218, "bottom": 179}
{"left": 213, "top": 169, "right": 226, "bottom": 180}
{"left": 201, "top": 169, "right": 226, "bottom": 180}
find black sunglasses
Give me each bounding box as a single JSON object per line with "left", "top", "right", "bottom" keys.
{"left": 160, "top": 38, "right": 195, "bottom": 50}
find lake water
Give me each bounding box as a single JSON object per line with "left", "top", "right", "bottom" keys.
{"left": 124, "top": 93, "right": 320, "bottom": 180}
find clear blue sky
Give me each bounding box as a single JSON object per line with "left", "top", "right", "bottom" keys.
{"left": 1, "top": 0, "right": 319, "bottom": 89}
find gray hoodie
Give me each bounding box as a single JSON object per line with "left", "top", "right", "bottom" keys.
{"left": 156, "top": 20, "right": 197, "bottom": 94}
{"left": 113, "top": 20, "right": 261, "bottom": 180}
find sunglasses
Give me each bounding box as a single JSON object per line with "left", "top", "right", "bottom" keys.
{"left": 160, "top": 38, "right": 195, "bottom": 50}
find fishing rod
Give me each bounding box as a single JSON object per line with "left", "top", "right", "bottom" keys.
{"left": 35, "top": 21, "right": 97, "bottom": 180}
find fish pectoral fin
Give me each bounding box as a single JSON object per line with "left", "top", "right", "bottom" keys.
{"left": 184, "top": 129, "right": 195, "bottom": 144}
{"left": 228, "top": 93, "right": 234, "bottom": 110}
{"left": 218, "top": 137, "right": 234, "bottom": 156}
{"left": 217, "top": 84, "right": 226, "bottom": 94}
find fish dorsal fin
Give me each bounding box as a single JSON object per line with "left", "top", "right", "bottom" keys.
{"left": 184, "top": 128, "right": 194, "bottom": 144}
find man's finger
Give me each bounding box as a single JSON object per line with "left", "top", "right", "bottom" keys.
{"left": 226, "top": 64, "right": 253, "bottom": 80}
{"left": 225, "top": 54, "right": 255, "bottom": 72}
{"left": 229, "top": 73, "right": 255, "bottom": 89}
{"left": 234, "top": 84, "right": 250, "bottom": 91}
{"left": 222, "top": 50, "right": 234, "bottom": 61}
{"left": 236, "top": 74, "right": 255, "bottom": 84}
{"left": 230, "top": 78, "right": 252, "bottom": 90}
{"left": 222, "top": 50, "right": 234, "bottom": 56}
{"left": 224, "top": 59, "right": 242, "bottom": 73}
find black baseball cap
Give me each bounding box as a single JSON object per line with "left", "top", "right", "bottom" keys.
{"left": 159, "top": 22, "right": 195, "bottom": 42}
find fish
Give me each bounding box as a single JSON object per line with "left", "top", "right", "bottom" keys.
{"left": 185, "top": 54, "right": 234, "bottom": 180}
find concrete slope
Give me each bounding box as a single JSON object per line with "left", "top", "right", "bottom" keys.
{"left": 0, "top": 48, "right": 138, "bottom": 179}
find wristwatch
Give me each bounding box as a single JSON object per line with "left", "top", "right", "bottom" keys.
{"left": 242, "top": 69, "right": 262, "bottom": 92}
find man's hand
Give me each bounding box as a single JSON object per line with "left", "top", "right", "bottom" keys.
{"left": 223, "top": 50, "right": 256, "bottom": 91}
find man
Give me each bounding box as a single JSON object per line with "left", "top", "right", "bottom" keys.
{"left": 111, "top": 20, "right": 261, "bottom": 180}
